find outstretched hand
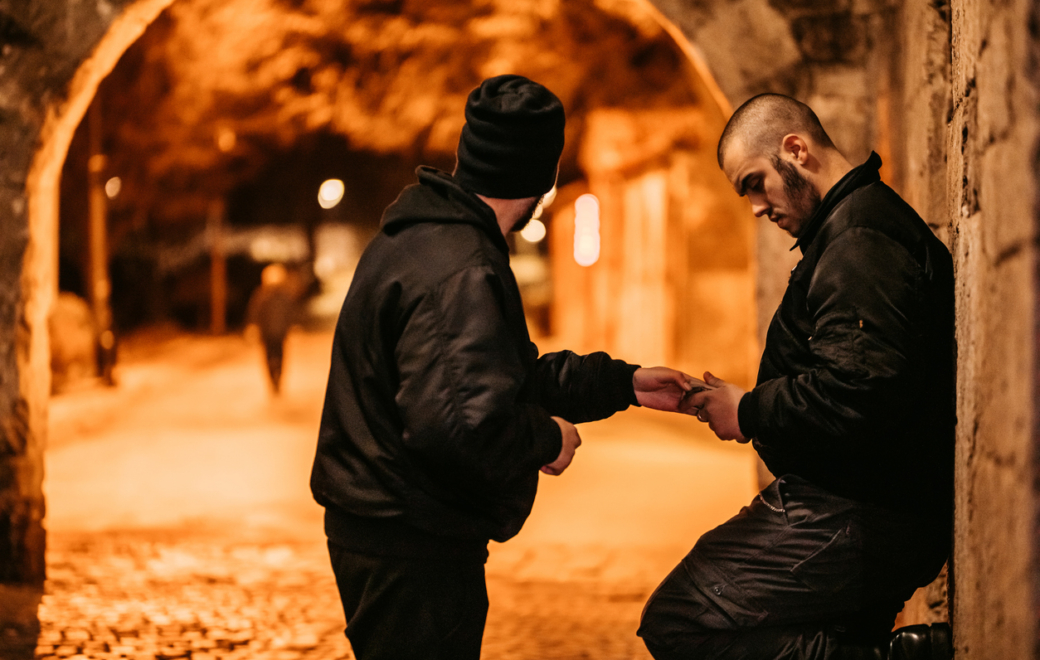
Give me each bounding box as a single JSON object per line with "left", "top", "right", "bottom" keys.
{"left": 680, "top": 372, "right": 748, "bottom": 442}
{"left": 634, "top": 367, "right": 704, "bottom": 412}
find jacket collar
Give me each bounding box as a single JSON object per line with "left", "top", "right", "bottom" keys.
{"left": 381, "top": 166, "right": 510, "bottom": 254}
{"left": 793, "top": 151, "right": 883, "bottom": 254}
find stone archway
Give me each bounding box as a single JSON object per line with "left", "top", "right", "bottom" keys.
{"left": 4, "top": 0, "right": 175, "bottom": 589}
{"left": 11, "top": 0, "right": 754, "bottom": 588}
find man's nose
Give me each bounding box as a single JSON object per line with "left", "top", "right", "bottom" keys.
{"left": 750, "top": 199, "right": 770, "bottom": 217}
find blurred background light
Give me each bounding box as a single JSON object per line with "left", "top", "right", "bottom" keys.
{"left": 104, "top": 176, "right": 122, "bottom": 199}
{"left": 216, "top": 127, "right": 237, "bottom": 153}
{"left": 247, "top": 227, "right": 309, "bottom": 263}
{"left": 318, "top": 178, "right": 345, "bottom": 209}
{"left": 573, "top": 194, "right": 600, "bottom": 267}
{"left": 520, "top": 218, "right": 547, "bottom": 243}
{"left": 543, "top": 185, "right": 558, "bottom": 207}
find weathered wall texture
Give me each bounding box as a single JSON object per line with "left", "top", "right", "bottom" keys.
{"left": 944, "top": 0, "right": 1038, "bottom": 655}
{"left": 0, "top": 0, "right": 150, "bottom": 588}
{"left": 884, "top": 0, "right": 1040, "bottom": 651}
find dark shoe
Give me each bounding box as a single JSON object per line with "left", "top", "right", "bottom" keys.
{"left": 889, "top": 623, "right": 952, "bottom": 660}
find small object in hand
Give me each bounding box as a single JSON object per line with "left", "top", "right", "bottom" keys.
{"left": 681, "top": 377, "right": 714, "bottom": 402}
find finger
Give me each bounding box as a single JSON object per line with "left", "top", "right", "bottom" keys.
{"left": 668, "top": 370, "right": 694, "bottom": 390}
{"left": 703, "top": 372, "right": 726, "bottom": 387}
{"left": 540, "top": 465, "right": 556, "bottom": 475}
{"left": 687, "top": 390, "right": 708, "bottom": 405}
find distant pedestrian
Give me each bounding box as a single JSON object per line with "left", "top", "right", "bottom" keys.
{"left": 246, "top": 263, "right": 297, "bottom": 394}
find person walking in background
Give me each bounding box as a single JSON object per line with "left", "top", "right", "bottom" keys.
{"left": 310, "top": 74, "right": 697, "bottom": 660}
{"left": 638, "top": 94, "right": 955, "bottom": 660}
{"left": 246, "top": 263, "right": 297, "bottom": 394}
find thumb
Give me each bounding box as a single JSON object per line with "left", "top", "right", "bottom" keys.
{"left": 704, "top": 371, "right": 724, "bottom": 387}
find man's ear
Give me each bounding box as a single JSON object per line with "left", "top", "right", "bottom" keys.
{"left": 781, "top": 134, "right": 810, "bottom": 165}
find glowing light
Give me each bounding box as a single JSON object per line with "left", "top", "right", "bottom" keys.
{"left": 531, "top": 185, "right": 557, "bottom": 221}
{"left": 542, "top": 185, "right": 558, "bottom": 208}
{"left": 318, "top": 179, "right": 345, "bottom": 209}
{"left": 573, "top": 194, "right": 600, "bottom": 267}
{"left": 104, "top": 177, "right": 122, "bottom": 199}
{"left": 520, "top": 218, "right": 547, "bottom": 243}
{"left": 216, "top": 127, "right": 237, "bottom": 152}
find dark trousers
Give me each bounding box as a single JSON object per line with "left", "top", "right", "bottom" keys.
{"left": 263, "top": 336, "right": 284, "bottom": 392}
{"left": 638, "top": 476, "right": 948, "bottom": 660}
{"left": 328, "top": 541, "right": 489, "bottom": 660}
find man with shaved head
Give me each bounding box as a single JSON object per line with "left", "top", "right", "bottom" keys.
{"left": 638, "top": 94, "right": 955, "bottom": 659}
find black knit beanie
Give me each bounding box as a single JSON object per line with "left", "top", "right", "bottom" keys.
{"left": 454, "top": 74, "right": 565, "bottom": 200}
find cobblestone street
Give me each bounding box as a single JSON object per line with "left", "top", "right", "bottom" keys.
{"left": 39, "top": 330, "right": 757, "bottom": 660}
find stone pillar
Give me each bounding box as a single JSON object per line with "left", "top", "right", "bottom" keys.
{"left": 1, "top": 0, "right": 170, "bottom": 622}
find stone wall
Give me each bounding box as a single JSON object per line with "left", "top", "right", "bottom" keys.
{"left": 944, "top": 0, "right": 1039, "bottom": 654}
{"left": 0, "top": 0, "right": 151, "bottom": 587}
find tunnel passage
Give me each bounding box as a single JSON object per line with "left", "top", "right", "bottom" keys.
{"left": 51, "top": 0, "right": 756, "bottom": 393}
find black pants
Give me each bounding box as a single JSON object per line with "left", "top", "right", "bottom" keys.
{"left": 328, "top": 541, "right": 489, "bottom": 660}
{"left": 263, "top": 336, "right": 284, "bottom": 392}
{"left": 638, "top": 476, "right": 948, "bottom": 660}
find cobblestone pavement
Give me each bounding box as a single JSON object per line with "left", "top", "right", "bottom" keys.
{"left": 37, "top": 533, "right": 682, "bottom": 660}
{"left": 37, "top": 330, "right": 757, "bottom": 660}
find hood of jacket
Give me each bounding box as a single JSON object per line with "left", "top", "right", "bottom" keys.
{"left": 380, "top": 166, "right": 510, "bottom": 254}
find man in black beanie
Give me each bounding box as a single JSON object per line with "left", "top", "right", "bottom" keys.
{"left": 310, "top": 74, "right": 696, "bottom": 660}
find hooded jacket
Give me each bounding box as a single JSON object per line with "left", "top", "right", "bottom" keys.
{"left": 738, "top": 153, "right": 955, "bottom": 518}
{"left": 310, "top": 167, "right": 639, "bottom": 548}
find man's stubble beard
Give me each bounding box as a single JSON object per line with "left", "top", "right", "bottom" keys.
{"left": 510, "top": 196, "right": 544, "bottom": 233}
{"left": 771, "top": 156, "right": 822, "bottom": 237}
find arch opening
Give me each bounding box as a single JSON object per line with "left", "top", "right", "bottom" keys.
{"left": 28, "top": 0, "right": 760, "bottom": 655}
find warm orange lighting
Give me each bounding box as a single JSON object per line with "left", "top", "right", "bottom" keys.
{"left": 104, "top": 176, "right": 122, "bottom": 199}
{"left": 574, "top": 194, "right": 600, "bottom": 267}
{"left": 318, "top": 179, "right": 345, "bottom": 209}
{"left": 216, "top": 127, "right": 237, "bottom": 152}
{"left": 520, "top": 218, "right": 547, "bottom": 243}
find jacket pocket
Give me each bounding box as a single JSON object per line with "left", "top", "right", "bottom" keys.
{"left": 680, "top": 549, "right": 769, "bottom": 628}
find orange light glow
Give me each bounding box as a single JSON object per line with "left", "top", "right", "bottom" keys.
{"left": 104, "top": 176, "right": 122, "bottom": 199}
{"left": 573, "top": 194, "right": 600, "bottom": 267}
{"left": 318, "top": 179, "right": 345, "bottom": 209}
{"left": 520, "top": 218, "right": 547, "bottom": 243}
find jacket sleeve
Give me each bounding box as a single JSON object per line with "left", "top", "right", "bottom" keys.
{"left": 530, "top": 350, "right": 640, "bottom": 424}
{"left": 738, "top": 228, "right": 922, "bottom": 452}
{"left": 393, "top": 265, "right": 563, "bottom": 499}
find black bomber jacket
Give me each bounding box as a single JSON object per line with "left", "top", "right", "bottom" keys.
{"left": 310, "top": 167, "right": 639, "bottom": 546}
{"left": 739, "top": 153, "right": 955, "bottom": 517}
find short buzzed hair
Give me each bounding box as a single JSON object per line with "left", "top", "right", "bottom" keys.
{"left": 717, "top": 93, "right": 837, "bottom": 168}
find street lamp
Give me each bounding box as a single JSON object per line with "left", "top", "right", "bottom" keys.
{"left": 318, "top": 179, "right": 345, "bottom": 209}
{"left": 573, "top": 194, "right": 600, "bottom": 267}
